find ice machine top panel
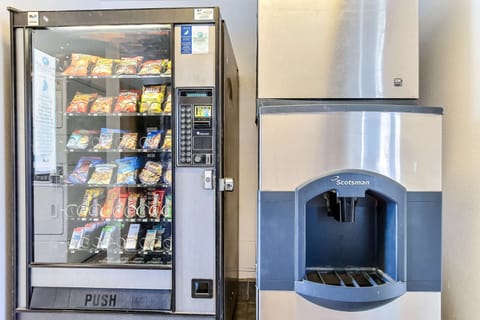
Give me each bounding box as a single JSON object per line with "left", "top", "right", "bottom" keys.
{"left": 257, "top": 0, "right": 418, "bottom": 99}
{"left": 259, "top": 109, "right": 442, "bottom": 192}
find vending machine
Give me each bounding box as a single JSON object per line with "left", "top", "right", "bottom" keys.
{"left": 9, "top": 7, "right": 239, "bottom": 320}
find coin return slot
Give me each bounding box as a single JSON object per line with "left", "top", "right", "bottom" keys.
{"left": 191, "top": 279, "right": 213, "bottom": 299}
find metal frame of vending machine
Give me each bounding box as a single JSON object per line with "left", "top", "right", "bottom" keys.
{"left": 9, "top": 7, "right": 238, "bottom": 320}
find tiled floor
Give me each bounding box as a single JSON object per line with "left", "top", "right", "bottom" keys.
{"left": 234, "top": 281, "right": 256, "bottom": 320}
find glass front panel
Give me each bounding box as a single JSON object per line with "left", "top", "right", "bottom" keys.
{"left": 31, "top": 25, "right": 173, "bottom": 267}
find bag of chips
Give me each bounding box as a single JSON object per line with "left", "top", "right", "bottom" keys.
{"left": 66, "top": 92, "right": 98, "bottom": 113}
{"left": 138, "top": 60, "right": 164, "bottom": 75}
{"left": 142, "top": 130, "right": 163, "bottom": 150}
{"left": 91, "top": 57, "right": 117, "bottom": 76}
{"left": 118, "top": 132, "right": 138, "bottom": 150}
{"left": 162, "top": 60, "right": 171, "bottom": 75}
{"left": 115, "top": 156, "right": 141, "bottom": 185}
{"left": 113, "top": 90, "right": 140, "bottom": 113}
{"left": 63, "top": 53, "right": 98, "bottom": 76}
{"left": 139, "top": 161, "right": 163, "bottom": 185}
{"left": 89, "top": 97, "right": 114, "bottom": 113}
{"left": 114, "top": 56, "right": 143, "bottom": 75}
{"left": 88, "top": 163, "right": 116, "bottom": 185}
{"left": 94, "top": 128, "right": 122, "bottom": 150}
{"left": 65, "top": 156, "right": 103, "bottom": 184}
{"left": 162, "top": 129, "right": 172, "bottom": 150}
{"left": 78, "top": 188, "right": 105, "bottom": 218}
{"left": 139, "top": 85, "right": 165, "bottom": 113}
{"left": 66, "top": 130, "right": 97, "bottom": 150}
{"left": 163, "top": 86, "right": 172, "bottom": 114}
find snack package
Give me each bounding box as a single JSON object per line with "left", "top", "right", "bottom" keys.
{"left": 97, "top": 225, "right": 116, "bottom": 249}
{"left": 126, "top": 192, "right": 140, "bottom": 218}
{"left": 125, "top": 223, "right": 141, "bottom": 250}
{"left": 66, "top": 130, "right": 97, "bottom": 150}
{"left": 113, "top": 190, "right": 128, "bottom": 219}
{"left": 163, "top": 167, "right": 172, "bottom": 186}
{"left": 93, "top": 128, "right": 122, "bottom": 150}
{"left": 143, "top": 229, "right": 157, "bottom": 251}
{"left": 163, "top": 194, "right": 172, "bottom": 220}
{"left": 65, "top": 156, "right": 103, "bottom": 184}
{"left": 137, "top": 193, "right": 148, "bottom": 218}
{"left": 78, "top": 188, "right": 105, "bottom": 218}
{"left": 88, "top": 163, "right": 116, "bottom": 185}
{"left": 139, "top": 161, "right": 163, "bottom": 185}
{"left": 114, "top": 56, "right": 143, "bottom": 75}
{"left": 66, "top": 92, "right": 98, "bottom": 113}
{"left": 162, "top": 129, "right": 172, "bottom": 150}
{"left": 91, "top": 57, "right": 117, "bottom": 76}
{"left": 89, "top": 97, "right": 114, "bottom": 113}
{"left": 142, "top": 130, "right": 163, "bottom": 150}
{"left": 139, "top": 85, "right": 165, "bottom": 113}
{"left": 63, "top": 53, "right": 98, "bottom": 76}
{"left": 113, "top": 90, "right": 140, "bottom": 113}
{"left": 148, "top": 189, "right": 165, "bottom": 218}
{"left": 101, "top": 187, "right": 120, "bottom": 219}
{"left": 162, "top": 60, "right": 172, "bottom": 75}
{"left": 115, "top": 156, "right": 141, "bottom": 184}
{"left": 69, "top": 227, "right": 85, "bottom": 250}
{"left": 163, "top": 86, "right": 172, "bottom": 114}
{"left": 118, "top": 132, "right": 138, "bottom": 150}
{"left": 153, "top": 224, "right": 166, "bottom": 250}
{"left": 138, "top": 60, "right": 164, "bottom": 75}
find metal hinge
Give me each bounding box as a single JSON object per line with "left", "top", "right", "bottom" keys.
{"left": 219, "top": 177, "right": 234, "bottom": 192}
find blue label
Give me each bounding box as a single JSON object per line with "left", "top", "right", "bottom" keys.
{"left": 181, "top": 25, "right": 192, "bottom": 54}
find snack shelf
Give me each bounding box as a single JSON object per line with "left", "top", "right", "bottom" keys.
{"left": 65, "top": 112, "right": 171, "bottom": 117}
{"left": 58, "top": 74, "right": 171, "bottom": 80}
{"left": 64, "top": 183, "right": 170, "bottom": 188}
{"left": 66, "top": 148, "right": 172, "bottom": 154}
{"left": 67, "top": 217, "right": 171, "bottom": 223}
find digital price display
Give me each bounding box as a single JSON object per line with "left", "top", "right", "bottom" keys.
{"left": 194, "top": 105, "right": 212, "bottom": 118}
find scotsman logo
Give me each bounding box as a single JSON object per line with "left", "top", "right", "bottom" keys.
{"left": 330, "top": 175, "right": 371, "bottom": 186}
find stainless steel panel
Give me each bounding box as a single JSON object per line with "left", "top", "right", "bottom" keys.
{"left": 174, "top": 25, "right": 216, "bottom": 87}
{"left": 33, "top": 184, "right": 64, "bottom": 235}
{"left": 258, "top": 0, "right": 418, "bottom": 99}
{"left": 31, "top": 267, "right": 171, "bottom": 289}
{"left": 258, "top": 291, "right": 440, "bottom": 320}
{"left": 259, "top": 111, "right": 442, "bottom": 191}
{"left": 175, "top": 168, "right": 216, "bottom": 314}
{"left": 15, "top": 27, "right": 28, "bottom": 309}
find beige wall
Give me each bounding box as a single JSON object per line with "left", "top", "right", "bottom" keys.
{"left": 419, "top": 0, "right": 479, "bottom": 319}
{"left": 0, "top": 1, "right": 257, "bottom": 318}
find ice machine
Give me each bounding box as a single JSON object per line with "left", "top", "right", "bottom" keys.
{"left": 256, "top": 0, "right": 442, "bottom": 319}
{"left": 257, "top": 102, "right": 442, "bottom": 319}
{"left": 10, "top": 7, "right": 239, "bottom": 320}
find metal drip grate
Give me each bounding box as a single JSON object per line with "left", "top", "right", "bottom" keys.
{"left": 305, "top": 268, "right": 394, "bottom": 287}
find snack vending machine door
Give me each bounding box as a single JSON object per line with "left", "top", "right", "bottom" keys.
{"left": 15, "top": 21, "right": 176, "bottom": 312}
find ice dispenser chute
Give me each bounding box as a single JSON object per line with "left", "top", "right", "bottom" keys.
{"left": 294, "top": 171, "right": 407, "bottom": 311}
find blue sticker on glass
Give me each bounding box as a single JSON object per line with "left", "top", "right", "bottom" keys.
{"left": 181, "top": 25, "right": 192, "bottom": 54}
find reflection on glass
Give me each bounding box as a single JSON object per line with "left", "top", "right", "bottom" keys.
{"left": 31, "top": 25, "right": 173, "bottom": 268}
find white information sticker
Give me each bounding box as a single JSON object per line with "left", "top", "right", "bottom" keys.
{"left": 27, "top": 11, "right": 39, "bottom": 26}
{"left": 194, "top": 8, "right": 214, "bottom": 21}
{"left": 33, "top": 49, "right": 56, "bottom": 174}
{"left": 192, "top": 26, "right": 210, "bottom": 54}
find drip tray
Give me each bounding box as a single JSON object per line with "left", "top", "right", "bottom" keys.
{"left": 306, "top": 268, "right": 394, "bottom": 288}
